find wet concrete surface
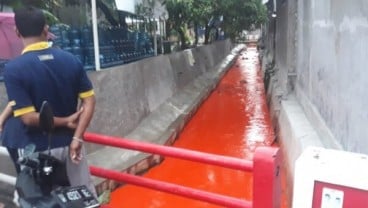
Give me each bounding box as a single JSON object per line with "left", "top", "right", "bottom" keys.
{"left": 107, "top": 46, "right": 289, "bottom": 207}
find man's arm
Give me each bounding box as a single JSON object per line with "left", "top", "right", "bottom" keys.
{"left": 0, "top": 102, "right": 13, "bottom": 131}
{"left": 69, "top": 95, "right": 95, "bottom": 163}
{"left": 19, "top": 108, "right": 83, "bottom": 129}
{"left": 73, "top": 95, "right": 96, "bottom": 139}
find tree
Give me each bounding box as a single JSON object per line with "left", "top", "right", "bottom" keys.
{"left": 90, "top": 0, "right": 119, "bottom": 26}
{"left": 164, "top": 0, "right": 191, "bottom": 49}
{"left": 164, "top": 0, "right": 267, "bottom": 47}
{"left": 136, "top": 0, "right": 163, "bottom": 32}
{"left": 218, "top": 0, "right": 267, "bottom": 40}
{"left": 187, "top": 0, "right": 214, "bottom": 45}
{"left": 136, "top": 0, "right": 165, "bottom": 55}
{"left": 2, "top": 0, "right": 120, "bottom": 27}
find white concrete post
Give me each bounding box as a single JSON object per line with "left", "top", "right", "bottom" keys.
{"left": 293, "top": 147, "right": 368, "bottom": 208}
{"left": 153, "top": 18, "right": 158, "bottom": 56}
{"left": 91, "top": 0, "right": 101, "bottom": 71}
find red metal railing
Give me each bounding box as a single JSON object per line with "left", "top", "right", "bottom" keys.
{"left": 85, "top": 132, "right": 281, "bottom": 208}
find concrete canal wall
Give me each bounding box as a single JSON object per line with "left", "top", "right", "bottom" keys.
{"left": 262, "top": 0, "right": 368, "bottom": 200}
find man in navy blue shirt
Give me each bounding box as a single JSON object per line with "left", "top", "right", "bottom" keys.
{"left": 4, "top": 6, "right": 96, "bottom": 194}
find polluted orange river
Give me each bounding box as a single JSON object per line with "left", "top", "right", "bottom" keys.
{"left": 107, "top": 46, "right": 289, "bottom": 208}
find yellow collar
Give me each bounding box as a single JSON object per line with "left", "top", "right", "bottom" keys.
{"left": 22, "top": 42, "right": 50, "bottom": 54}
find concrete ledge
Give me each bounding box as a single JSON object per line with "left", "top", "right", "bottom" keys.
{"left": 295, "top": 85, "right": 343, "bottom": 150}
{"left": 270, "top": 86, "right": 343, "bottom": 192}
{"left": 268, "top": 91, "right": 324, "bottom": 205}
{"left": 88, "top": 45, "right": 245, "bottom": 194}
{"left": 278, "top": 94, "right": 324, "bottom": 176}
{"left": 264, "top": 61, "right": 330, "bottom": 204}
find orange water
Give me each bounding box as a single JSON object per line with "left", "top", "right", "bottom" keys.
{"left": 108, "top": 46, "right": 289, "bottom": 208}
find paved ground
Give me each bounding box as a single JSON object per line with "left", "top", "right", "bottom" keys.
{"left": 0, "top": 181, "right": 15, "bottom": 208}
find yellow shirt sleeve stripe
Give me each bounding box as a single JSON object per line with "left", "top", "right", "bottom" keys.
{"left": 79, "top": 90, "right": 95, "bottom": 99}
{"left": 13, "top": 106, "right": 36, "bottom": 117}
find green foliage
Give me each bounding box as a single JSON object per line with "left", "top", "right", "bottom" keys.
{"left": 43, "top": 9, "right": 60, "bottom": 25}
{"left": 164, "top": 0, "right": 190, "bottom": 27}
{"left": 188, "top": 0, "right": 213, "bottom": 26}
{"left": 136, "top": 0, "right": 162, "bottom": 17}
{"left": 163, "top": 0, "right": 191, "bottom": 48}
{"left": 213, "top": 0, "right": 267, "bottom": 40}
{"left": 1, "top": 0, "right": 23, "bottom": 9}
{"left": 164, "top": 0, "right": 267, "bottom": 43}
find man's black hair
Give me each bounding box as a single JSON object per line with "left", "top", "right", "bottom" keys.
{"left": 14, "top": 6, "right": 46, "bottom": 38}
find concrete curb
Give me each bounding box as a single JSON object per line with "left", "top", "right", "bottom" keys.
{"left": 262, "top": 58, "right": 327, "bottom": 204}
{"left": 89, "top": 44, "right": 245, "bottom": 194}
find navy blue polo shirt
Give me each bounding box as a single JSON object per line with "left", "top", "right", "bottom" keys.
{"left": 4, "top": 42, "right": 94, "bottom": 151}
{"left": 1, "top": 116, "right": 30, "bottom": 149}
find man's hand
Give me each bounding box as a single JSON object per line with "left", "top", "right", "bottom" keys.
{"left": 66, "top": 107, "right": 83, "bottom": 129}
{"left": 69, "top": 95, "right": 95, "bottom": 164}
{"left": 69, "top": 139, "right": 83, "bottom": 164}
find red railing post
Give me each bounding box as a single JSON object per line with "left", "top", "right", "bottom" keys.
{"left": 253, "top": 147, "right": 282, "bottom": 208}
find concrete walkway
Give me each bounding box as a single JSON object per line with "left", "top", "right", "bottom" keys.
{"left": 0, "top": 181, "right": 15, "bottom": 208}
